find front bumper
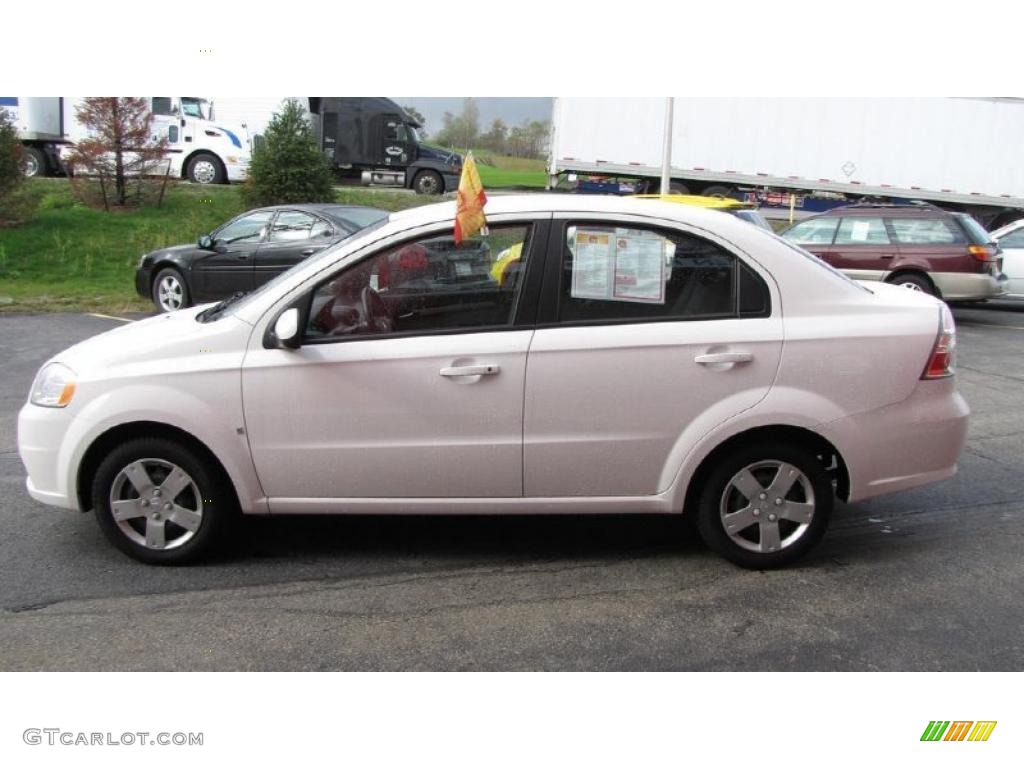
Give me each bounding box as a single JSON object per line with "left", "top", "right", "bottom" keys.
{"left": 225, "top": 159, "right": 250, "bottom": 183}
{"left": 135, "top": 265, "right": 153, "bottom": 300}
{"left": 17, "top": 401, "right": 79, "bottom": 511}
{"left": 931, "top": 271, "right": 1006, "bottom": 301}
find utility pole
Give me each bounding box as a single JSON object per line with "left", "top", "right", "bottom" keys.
{"left": 660, "top": 97, "right": 674, "bottom": 194}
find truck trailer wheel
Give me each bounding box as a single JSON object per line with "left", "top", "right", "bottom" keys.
{"left": 702, "top": 184, "right": 736, "bottom": 199}
{"left": 186, "top": 153, "right": 225, "bottom": 185}
{"left": 21, "top": 147, "right": 47, "bottom": 178}
{"left": 413, "top": 170, "right": 444, "bottom": 195}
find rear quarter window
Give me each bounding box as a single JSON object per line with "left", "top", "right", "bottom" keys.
{"left": 889, "top": 217, "right": 966, "bottom": 245}
{"left": 953, "top": 214, "right": 993, "bottom": 245}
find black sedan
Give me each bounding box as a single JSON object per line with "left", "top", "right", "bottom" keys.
{"left": 136, "top": 204, "right": 389, "bottom": 313}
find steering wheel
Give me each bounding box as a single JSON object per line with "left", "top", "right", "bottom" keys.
{"left": 360, "top": 286, "right": 393, "bottom": 334}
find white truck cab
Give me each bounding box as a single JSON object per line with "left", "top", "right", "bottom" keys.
{"left": 146, "top": 96, "right": 250, "bottom": 184}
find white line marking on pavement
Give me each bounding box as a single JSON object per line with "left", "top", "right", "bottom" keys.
{"left": 86, "top": 313, "right": 134, "bottom": 323}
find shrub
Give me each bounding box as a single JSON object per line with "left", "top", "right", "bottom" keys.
{"left": 0, "top": 108, "right": 38, "bottom": 226}
{"left": 241, "top": 99, "right": 334, "bottom": 207}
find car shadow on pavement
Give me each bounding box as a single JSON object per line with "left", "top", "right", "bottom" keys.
{"left": 231, "top": 513, "right": 704, "bottom": 564}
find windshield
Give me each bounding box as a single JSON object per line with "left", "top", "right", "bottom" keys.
{"left": 181, "top": 97, "right": 210, "bottom": 120}
{"left": 217, "top": 215, "right": 392, "bottom": 318}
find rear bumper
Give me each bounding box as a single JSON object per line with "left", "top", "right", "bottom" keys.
{"left": 931, "top": 271, "right": 1006, "bottom": 301}
{"left": 818, "top": 378, "right": 969, "bottom": 503}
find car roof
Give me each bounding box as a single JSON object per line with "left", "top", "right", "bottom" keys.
{"left": 808, "top": 203, "right": 954, "bottom": 219}
{"left": 253, "top": 203, "right": 385, "bottom": 217}
{"left": 384, "top": 193, "right": 753, "bottom": 233}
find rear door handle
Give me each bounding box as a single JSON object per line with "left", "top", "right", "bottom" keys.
{"left": 694, "top": 352, "right": 753, "bottom": 365}
{"left": 440, "top": 364, "right": 501, "bottom": 377}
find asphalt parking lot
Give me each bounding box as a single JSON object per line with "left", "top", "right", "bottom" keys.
{"left": 1, "top": 304, "right": 1022, "bottom": 671}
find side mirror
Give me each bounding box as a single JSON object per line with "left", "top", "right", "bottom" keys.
{"left": 271, "top": 307, "right": 302, "bottom": 349}
{"left": 198, "top": 234, "right": 213, "bottom": 250}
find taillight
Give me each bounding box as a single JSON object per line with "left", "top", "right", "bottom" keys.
{"left": 967, "top": 244, "right": 997, "bottom": 262}
{"left": 922, "top": 304, "right": 956, "bottom": 379}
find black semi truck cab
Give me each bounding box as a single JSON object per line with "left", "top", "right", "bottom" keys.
{"left": 309, "top": 97, "right": 462, "bottom": 195}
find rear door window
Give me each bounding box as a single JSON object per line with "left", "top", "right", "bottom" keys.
{"left": 889, "top": 217, "right": 965, "bottom": 245}
{"left": 556, "top": 224, "right": 768, "bottom": 323}
{"left": 834, "top": 217, "right": 890, "bottom": 245}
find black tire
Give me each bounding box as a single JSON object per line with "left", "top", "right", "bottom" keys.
{"left": 669, "top": 182, "right": 690, "bottom": 195}
{"left": 413, "top": 170, "right": 444, "bottom": 195}
{"left": 92, "top": 437, "right": 236, "bottom": 564}
{"left": 186, "top": 152, "right": 225, "bottom": 185}
{"left": 22, "top": 146, "right": 47, "bottom": 178}
{"left": 695, "top": 441, "right": 833, "bottom": 569}
{"left": 701, "top": 184, "right": 735, "bottom": 199}
{"left": 887, "top": 273, "right": 935, "bottom": 296}
{"left": 152, "top": 267, "right": 191, "bottom": 313}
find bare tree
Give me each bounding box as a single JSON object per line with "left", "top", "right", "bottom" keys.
{"left": 64, "top": 97, "right": 169, "bottom": 209}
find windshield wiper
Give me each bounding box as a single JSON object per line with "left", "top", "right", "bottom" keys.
{"left": 198, "top": 291, "right": 245, "bottom": 322}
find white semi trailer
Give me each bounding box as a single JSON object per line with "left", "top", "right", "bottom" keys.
{"left": 548, "top": 97, "right": 1024, "bottom": 227}
{"left": 2, "top": 97, "right": 250, "bottom": 184}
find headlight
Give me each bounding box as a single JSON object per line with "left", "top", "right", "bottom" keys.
{"left": 30, "top": 363, "right": 77, "bottom": 408}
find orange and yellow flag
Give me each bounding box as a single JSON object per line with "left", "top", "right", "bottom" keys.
{"left": 454, "top": 151, "right": 487, "bottom": 245}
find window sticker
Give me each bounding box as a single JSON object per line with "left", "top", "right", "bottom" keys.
{"left": 570, "top": 228, "right": 667, "bottom": 304}
{"left": 850, "top": 220, "right": 871, "bottom": 242}
{"left": 571, "top": 230, "right": 614, "bottom": 300}
{"left": 612, "top": 233, "right": 666, "bottom": 302}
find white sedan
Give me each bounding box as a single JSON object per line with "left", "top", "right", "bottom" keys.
{"left": 990, "top": 219, "right": 1024, "bottom": 297}
{"left": 18, "top": 195, "right": 969, "bottom": 569}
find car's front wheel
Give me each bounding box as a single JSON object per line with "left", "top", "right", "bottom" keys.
{"left": 153, "top": 267, "right": 190, "bottom": 313}
{"left": 92, "top": 437, "right": 235, "bottom": 564}
{"left": 696, "top": 441, "right": 833, "bottom": 569}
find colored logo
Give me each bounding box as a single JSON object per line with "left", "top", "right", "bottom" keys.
{"left": 921, "top": 721, "right": 997, "bottom": 742}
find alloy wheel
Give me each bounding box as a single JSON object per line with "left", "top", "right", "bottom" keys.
{"left": 719, "top": 460, "right": 816, "bottom": 554}
{"left": 108, "top": 458, "right": 204, "bottom": 550}
{"left": 158, "top": 275, "right": 184, "bottom": 311}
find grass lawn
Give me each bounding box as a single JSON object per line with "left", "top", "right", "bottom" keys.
{"left": 0, "top": 157, "right": 547, "bottom": 314}
{"left": 0, "top": 180, "right": 436, "bottom": 313}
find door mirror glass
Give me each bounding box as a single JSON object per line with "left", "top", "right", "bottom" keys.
{"left": 198, "top": 234, "right": 213, "bottom": 250}
{"left": 273, "top": 307, "right": 301, "bottom": 349}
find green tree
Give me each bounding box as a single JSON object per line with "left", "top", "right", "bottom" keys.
{"left": 0, "top": 108, "right": 41, "bottom": 226}
{"left": 242, "top": 99, "right": 334, "bottom": 207}
{"left": 402, "top": 105, "right": 427, "bottom": 137}
{"left": 433, "top": 98, "right": 480, "bottom": 150}
{"left": 480, "top": 118, "right": 508, "bottom": 153}
{"left": 0, "top": 108, "right": 23, "bottom": 203}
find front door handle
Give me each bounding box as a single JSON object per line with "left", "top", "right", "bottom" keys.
{"left": 235, "top": 253, "right": 249, "bottom": 261}
{"left": 880, "top": 254, "right": 895, "bottom": 260}
{"left": 694, "top": 352, "right": 753, "bottom": 365}
{"left": 440, "top": 364, "right": 501, "bottom": 377}
{"left": 301, "top": 248, "right": 317, "bottom": 256}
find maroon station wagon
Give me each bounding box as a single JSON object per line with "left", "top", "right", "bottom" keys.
{"left": 782, "top": 204, "right": 1007, "bottom": 301}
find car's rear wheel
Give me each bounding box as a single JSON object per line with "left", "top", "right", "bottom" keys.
{"left": 92, "top": 437, "right": 235, "bottom": 564}
{"left": 888, "top": 273, "right": 935, "bottom": 296}
{"left": 696, "top": 441, "right": 833, "bottom": 569}
{"left": 153, "top": 267, "right": 190, "bottom": 313}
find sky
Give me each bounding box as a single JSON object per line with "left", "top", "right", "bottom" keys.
{"left": 393, "top": 98, "right": 552, "bottom": 135}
